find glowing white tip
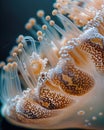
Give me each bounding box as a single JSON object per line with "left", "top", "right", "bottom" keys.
{"left": 29, "top": 18, "right": 36, "bottom": 26}
{"left": 42, "top": 25, "right": 47, "bottom": 30}
{"left": 49, "top": 20, "right": 55, "bottom": 26}
{"left": 18, "top": 43, "right": 23, "bottom": 49}
{"left": 52, "top": 9, "right": 58, "bottom": 16}
{"left": 25, "top": 23, "right": 33, "bottom": 30}
{"left": 0, "top": 62, "right": 5, "bottom": 68}
{"left": 17, "top": 35, "right": 24, "bottom": 43}
{"left": 38, "top": 36, "right": 43, "bottom": 41}
{"left": 45, "top": 15, "right": 51, "bottom": 21}
{"left": 12, "top": 52, "right": 17, "bottom": 57}
{"left": 6, "top": 57, "right": 13, "bottom": 63}
{"left": 37, "top": 31, "right": 43, "bottom": 36}
{"left": 37, "top": 10, "right": 44, "bottom": 17}
{"left": 12, "top": 62, "right": 18, "bottom": 68}
{"left": 55, "top": 3, "right": 61, "bottom": 9}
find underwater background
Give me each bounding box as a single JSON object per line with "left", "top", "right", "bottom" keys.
{"left": 0, "top": 0, "right": 53, "bottom": 61}
{"left": 0, "top": 0, "right": 94, "bottom": 130}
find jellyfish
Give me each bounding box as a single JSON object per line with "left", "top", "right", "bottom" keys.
{"left": 0, "top": 0, "right": 104, "bottom": 129}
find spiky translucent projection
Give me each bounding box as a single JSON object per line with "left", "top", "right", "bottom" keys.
{"left": 0, "top": 0, "right": 104, "bottom": 129}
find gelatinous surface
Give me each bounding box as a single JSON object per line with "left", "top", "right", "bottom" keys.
{"left": 0, "top": 0, "right": 104, "bottom": 130}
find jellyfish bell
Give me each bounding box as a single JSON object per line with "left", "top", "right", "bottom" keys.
{"left": 0, "top": 0, "right": 104, "bottom": 129}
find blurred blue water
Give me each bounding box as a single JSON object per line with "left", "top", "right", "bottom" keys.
{"left": 0, "top": 0, "right": 53, "bottom": 61}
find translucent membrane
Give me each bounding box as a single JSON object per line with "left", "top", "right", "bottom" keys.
{"left": 23, "top": 36, "right": 37, "bottom": 55}
{"left": 53, "top": 12, "right": 82, "bottom": 37}
{"left": 0, "top": 62, "right": 22, "bottom": 104}
{"left": 24, "top": 9, "right": 82, "bottom": 64}
{"left": 38, "top": 36, "right": 59, "bottom": 67}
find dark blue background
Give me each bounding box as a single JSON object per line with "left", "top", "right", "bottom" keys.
{"left": 0, "top": 0, "right": 53, "bottom": 61}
